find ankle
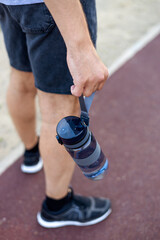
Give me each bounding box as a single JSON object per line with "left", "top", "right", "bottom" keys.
{"left": 45, "top": 188, "right": 73, "bottom": 212}
{"left": 25, "top": 136, "right": 39, "bottom": 151}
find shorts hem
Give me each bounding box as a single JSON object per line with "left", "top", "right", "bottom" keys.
{"left": 35, "top": 83, "right": 72, "bottom": 95}
{"left": 10, "top": 63, "right": 32, "bottom": 72}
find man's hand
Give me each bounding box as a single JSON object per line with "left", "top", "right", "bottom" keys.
{"left": 67, "top": 44, "right": 109, "bottom": 97}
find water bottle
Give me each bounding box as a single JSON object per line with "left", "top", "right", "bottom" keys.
{"left": 56, "top": 94, "right": 108, "bottom": 180}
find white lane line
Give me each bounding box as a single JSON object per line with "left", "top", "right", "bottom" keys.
{"left": 109, "top": 24, "right": 160, "bottom": 75}
{"left": 0, "top": 24, "right": 160, "bottom": 176}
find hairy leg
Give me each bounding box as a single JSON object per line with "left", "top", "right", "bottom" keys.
{"left": 38, "top": 90, "right": 80, "bottom": 199}
{"left": 7, "top": 67, "right": 38, "bottom": 149}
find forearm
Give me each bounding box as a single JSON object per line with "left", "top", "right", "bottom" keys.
{"left": 44, "top": 0, "right": 92, "bottom": 49}
{"left": 44, "top": 0, "right": 109, "bottom": 97}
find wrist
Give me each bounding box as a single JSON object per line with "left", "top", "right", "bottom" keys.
{"left": 67, "top": 37, "right": 94, "bottom": 54}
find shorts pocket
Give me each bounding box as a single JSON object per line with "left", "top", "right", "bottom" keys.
{"left": 7, "top": 3, "right": 55, "bottom": 33}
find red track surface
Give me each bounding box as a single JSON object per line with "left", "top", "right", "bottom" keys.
{"left": 0, "top": 35, "right": 160, "bottom": 240}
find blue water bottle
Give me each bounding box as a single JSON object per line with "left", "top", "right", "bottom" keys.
{"left": 56, "top": 94, "right": 108, "bottom": 180}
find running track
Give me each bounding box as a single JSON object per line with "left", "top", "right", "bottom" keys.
{"left": 0, "top": 35, "right": 160, "bottom": 240}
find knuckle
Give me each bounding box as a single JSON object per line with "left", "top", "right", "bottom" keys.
{"left": 84, "top": 77, "right": 92, "bottom": 85}
{"left": 79, "top": 77, "right": 85, "bottom": 83}
{"left": 98, "top": 73, "right": 105, "bottom": 82}
{"left": 105, "top": 69, "right": 109, "bottom": 79}
{"left": 76, "top": 75, "right": 84, "bottom": 84}
{"left": 79, "top": 79, "right": 86, "bottom": 87}
{"left": 98, "top": 69, "right": 109, "bottom": 83}
{"left": 89, "top": 75, "right": 95, "bottom": 82}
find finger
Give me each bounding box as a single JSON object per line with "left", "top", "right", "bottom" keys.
{"left": 97, "top": 73, "right": 109, "bottom": 91}
{"left": 93, "top": 84, "right": 98, "bottom": 92}
{"left": 83, "top": 85, "right": 96, "bottom": 97}
{"left": 97, "top": 82, "right": 104, "bottom": 91}
{"left": 71, "top": 84, "right": 84, "bottom": 97}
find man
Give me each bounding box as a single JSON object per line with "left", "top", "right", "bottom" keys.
{"left": 0, "top": 0, "right": 111, "bottom": 228}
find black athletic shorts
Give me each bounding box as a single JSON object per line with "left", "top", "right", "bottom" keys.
{"left": 0, "top": 1, "right": 97, "bottom": 94}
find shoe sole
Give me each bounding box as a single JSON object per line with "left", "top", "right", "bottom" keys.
{"left": 37, "top": 208, "right": 112, "bottom": 228}
{"left": 21, "top": 157, "right": 43, "bottom": 174}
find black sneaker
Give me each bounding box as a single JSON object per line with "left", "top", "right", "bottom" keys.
{"left": 21, "top": 144, "right": 43, "bottom": 174}
{"left": 37, "top": 189, "right": 111, "bottom": 228}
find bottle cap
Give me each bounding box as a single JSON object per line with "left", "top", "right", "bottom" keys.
{"left": 56, "top": 116, "right": 87, "bottom": 146}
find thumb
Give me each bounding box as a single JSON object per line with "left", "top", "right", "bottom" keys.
{"left": 71, "top": 84, "right": 84, "bottom": 97}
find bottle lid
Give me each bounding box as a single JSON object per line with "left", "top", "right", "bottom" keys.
{"left": 56, "top": 116, "right": 87, "bottom": 146}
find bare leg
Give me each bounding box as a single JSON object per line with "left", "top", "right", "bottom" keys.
{"left": 7, "top": 67, "right": 38, "bottom": 149}
{"left": 38, "top": 90, "right": 80, "bottom": 199}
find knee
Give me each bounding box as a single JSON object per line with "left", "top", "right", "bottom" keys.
{"left": 9, "top": 67, "right": 37, "bottom": 96}
{"left": 38, "top": 92, "right": 80, "bottom": 126}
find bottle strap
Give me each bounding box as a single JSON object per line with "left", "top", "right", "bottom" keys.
{"left": 79, "top": 92, "right": 95, "bottom": 126}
